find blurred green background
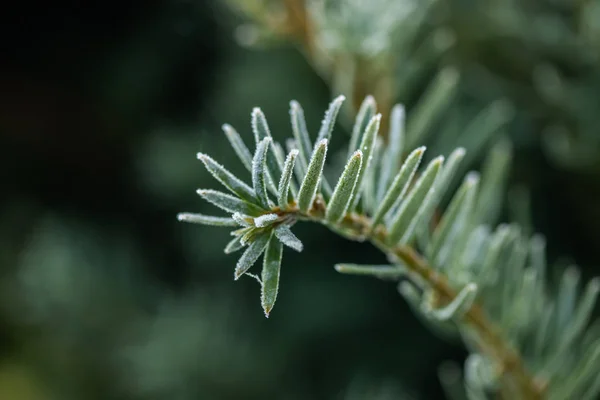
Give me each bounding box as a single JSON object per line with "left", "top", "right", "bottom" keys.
{"left": 0, "top": 1, "right": 599, "bottom": 399}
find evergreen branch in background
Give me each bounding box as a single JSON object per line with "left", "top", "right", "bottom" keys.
{"left": 223, "top": 0, "right": 450, "bottom": 134}
{"left": 179, "top": 96, "right": 600, "bottom": 400}
{"left": 224, "top": 0, "right": 600, "bottom": 171}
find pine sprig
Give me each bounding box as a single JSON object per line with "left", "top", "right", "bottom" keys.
{"left": 179, "top": 96, "right": 600, "bottom": 400}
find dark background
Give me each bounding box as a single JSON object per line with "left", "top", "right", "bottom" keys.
{"left": 0, "top": 1, "right": 598, "bottom": 399}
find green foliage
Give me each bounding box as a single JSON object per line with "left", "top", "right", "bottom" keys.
{"left": 386, "top": 155, "right": 442, "bottom": 245}
{"left": 371, "top": 146, "right": 424, "bottom": 230}
{"left": 278, "top": 149, "right": 299, "bottom": 208}
{"left": 297, "top": 139, "right": 329, "bottom": 213}
{"left": 180, "top": 95, "right": 600, "bottom": 399}
{"left": 326, "top": 150, "right": 363, "bottom": 223}
{"left": 225, "top": 0, "right": 600, "bottom": 174}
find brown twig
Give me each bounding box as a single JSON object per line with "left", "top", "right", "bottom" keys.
{"left": 283, "top": 0, "right": 315, "bottom": 58}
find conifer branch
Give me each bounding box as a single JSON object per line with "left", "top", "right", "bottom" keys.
{"left": 264, "top": 198, "right": 544, "bottom": 400}
{"left": 180, "top": 96, "right": 600, "bottom": 400}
